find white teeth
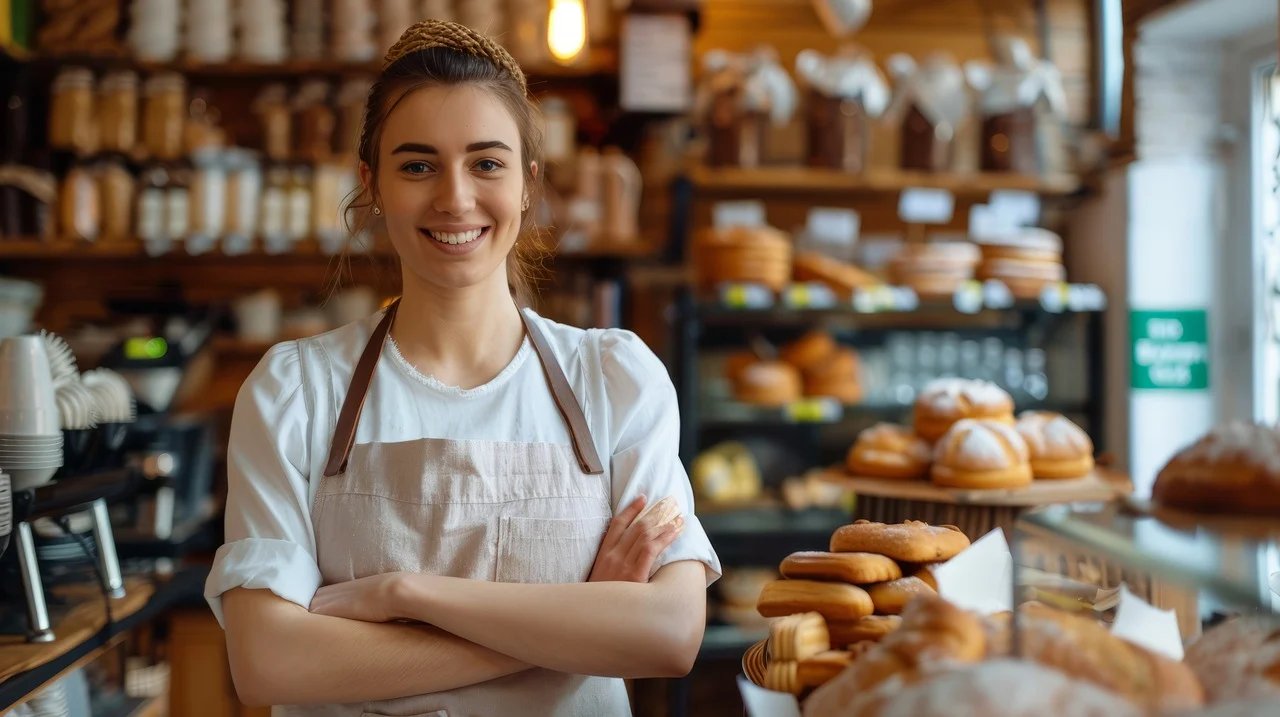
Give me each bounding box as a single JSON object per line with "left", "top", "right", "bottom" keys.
{"left": 428, "top": 228, "right": 483, "bottom": 245}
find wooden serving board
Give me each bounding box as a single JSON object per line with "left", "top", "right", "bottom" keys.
{"left": 818, "top": 467, "right": 1130, "bottom": 507}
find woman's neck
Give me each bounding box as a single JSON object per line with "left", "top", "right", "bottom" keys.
{"left": 388, "top": 270, "right": 526, "bottom": 390}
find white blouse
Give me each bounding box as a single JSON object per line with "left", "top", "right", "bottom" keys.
{"left": 204, "top": 307, "right": 723, "bottom": 626}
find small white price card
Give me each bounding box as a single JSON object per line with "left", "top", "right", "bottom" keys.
{"left": 713, "top": 200, "right": 767, "bottom": 229}
{"left": 143, "top": 237, "right": 174, "bottom": 257}
{"left": 989, "top": 190, "right": 1041, "bottom": 227}
{"left": 953, "top": 280, "right": 984, "bottom": 314}
{"left": 782, "top": 282, "right": 838, "bottom": 310}
{"left": 718, "top": 282, "right": 775, "bottom": 310}
{"left": 784, "top": 397, "right": 842, "bottom": 423}
{"left": 899, "top": 188, "right": 955, "bottom": 224}
{"left": 221, "top": 235, "right": 254, "bottom": 256}
{"left": 1038, "top": 282, "right": 1069, "bottom": 313}
{"left": 184, "top": 235, "right": 217, "bottom": 256}
{"left": 806, "top": 207, "right": 860, "bottom": 245}
{"left": 982, "top": 279, "right": 1015, "bottom": 309}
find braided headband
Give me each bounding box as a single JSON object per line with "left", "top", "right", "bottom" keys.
{"left": 383, "top": 20, "right": 528, "bottom": 96}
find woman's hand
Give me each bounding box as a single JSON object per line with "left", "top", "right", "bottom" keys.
{"left": 588, "top": 495, "right": 684, "bottom": 583}
{"left": 309, "top": 572, "right": 407, "bottom": 623}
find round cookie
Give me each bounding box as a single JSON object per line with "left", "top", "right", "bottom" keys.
{"left": 1015, "top": 411, "right": 1095, "bottom": 479}
{"left": 866, "top": 576, "right": 937, "bottom": 615}
{"left": 931, "top": 418, "right": 1033, "bottom": 489}
{"left": 829, "top": 520, "right": 971, "bottom": 562}
{"left": 913, "top": 378, "right": 1015, "bottom": 442}
{"left": 780, "top": 551, "right": 903, "bottom": 584}
{"left": 846, "top": 423, "right": 932, "bottom": 480}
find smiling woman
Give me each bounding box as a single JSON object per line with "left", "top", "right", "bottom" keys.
{"left": 203, "top": 18, "right": 721, "bottom": 717}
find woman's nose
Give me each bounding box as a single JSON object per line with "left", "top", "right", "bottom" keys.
{"left": 433, "top": 168, "right": 476, "bottom": 216}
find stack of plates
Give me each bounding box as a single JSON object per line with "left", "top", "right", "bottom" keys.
{"left": 0, "top": 337, "right": 64, "bottom": 491}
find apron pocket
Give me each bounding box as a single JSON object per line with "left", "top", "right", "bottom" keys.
{"left": 495, "top": 515, "right": 610, "bottom": 584}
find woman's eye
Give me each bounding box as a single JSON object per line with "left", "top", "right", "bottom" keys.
{"left": 475, "top": 159, "right": 502, "bottom": 172}
{"left": 402, "top": 161, "right": 431, "bottom": 175}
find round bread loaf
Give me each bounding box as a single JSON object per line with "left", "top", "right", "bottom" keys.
{"left": 931, "top": 418, "right": 1032, "bottom": 489}
{"left": 846, "top": 423, "right": 932, "bottom": 480}
{"left": 781, "top": 331, "right": 838, "bottom": 372}
{"left": 1184, "top": 615, "right": 1280, "bottom": 704}
{"left": 1014, "top": 411, "right": 1095, "bottom": 479}
{"left": 1151, "top": 421, "right": 1280, "bottom": 516}
{"left": 733, "top": 360, "right": 802, "bottom": 407}
{"left": 913, "top": 378, "right": 1015, "bottom": 442}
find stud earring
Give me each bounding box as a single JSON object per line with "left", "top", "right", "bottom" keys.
{"left": 373, "top": 206, "right": 381, "bottom": 216}
{"left": 521, "top": 198, "right": 530, "bottom": 212}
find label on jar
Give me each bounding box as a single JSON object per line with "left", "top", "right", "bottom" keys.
{"left": 260, "top": 188, "right": 287, "bottom": 239}
{"left": 166, "top": 188, "right": 190, "bottom": 239}
{"left": 137, "top": 189, "right": 166, "bottom": 241}
{"left": 287, "top": 187, "right": 312, "bottom": 240}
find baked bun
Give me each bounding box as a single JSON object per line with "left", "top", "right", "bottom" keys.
{"left": 1152, "top": 421, "right": 1280, "bottom": 516}
{"left": 694, "top": 225, "right": 793, "bottom": 291}
{"left": 1014, "top": 411, "right": 1094, "bottom": 479}
{"left": 975, "top": 227, "right": 1063, "bottom": 263}
{"left": 1184, "top": 615, "right": 1280, "bottom": 704}
{"left": 931, "top": 418, "right": 1033, "bottom": 489}
{"left": 846, "top": 423, "right": 932, "bottom": 480}
{"left": 733, "top": 360, "right": 803, "bottom": 407}
{"left": 723, "top": 350, "right": 759, "bottom": 383}
{"left": 779, "top": 551, "right": 903, "bottom": 584}
{"left": 829, "top": 520, "right": 971, "bottom": 563}
{"left": 987, "top": 602, "right": 1205, "bottom": 712}
{"left": 803, "top": 346, "right": 862, "bottom": 404}
{"left": 867, "top": 576, "right": 936, "bottom": 615}
{"left": 827, "top": 615, "right": 903, "bottom": 646}
{"left": 781, "top": 331, "right": 837, "bottom": 372}
{"left": 913, "top": 378, "right": 1015, "bottom": 442}
{"left": 805, "top": 659, "right": 1144, "bottom": 717}
{"left": 757, "top": 579, "right": 875, "bottom": 622}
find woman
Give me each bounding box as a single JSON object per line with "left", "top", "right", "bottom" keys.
{"left": 204, "top": 20, "right": 721, "bottom": 717}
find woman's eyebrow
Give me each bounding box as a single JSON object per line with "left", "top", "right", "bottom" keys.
{"left": 390, "top": 141, "right": 513, "bottom": 154}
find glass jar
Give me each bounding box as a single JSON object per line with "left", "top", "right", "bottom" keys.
{"left": 97, "top": 156, "right": 135, "bottom": 241}
{"left": 255, "top": 84, "right": 293, "bottom": 162}
{"left": 142, "top": 73, "right": 187, "bottom": 162}
{"left": 135, "top": 165, "right": 169, "bottom": 242}
{"left": 259, "top": 165, "right": 290, "bottom": 248}
{"left": 49, "top": 68, "right": 97, "bottom": 156}
{"left": 97, "top": 71, "right": 139, "bottom": 155}
{"left": 165, "top": 161, "right": 192, "bottom": 240}
{"left": 287, "top": 164, "right": 313, "bottom": 241}
{"left": 60, "top": 163, "right": 101, "bottom": 241}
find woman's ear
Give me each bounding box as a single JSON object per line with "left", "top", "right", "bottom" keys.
{"left": 529, "top": 160, "right": 539, "bottom": 182}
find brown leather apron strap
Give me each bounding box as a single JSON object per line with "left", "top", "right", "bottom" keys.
{"left": 323, "top": 299, "right": 604, "bottom": 477}
{"left": 323, "top": 299, "right": 400, "bottom": 477}
{"left": 519, "top": 310, "right": 605, "bottom": 475}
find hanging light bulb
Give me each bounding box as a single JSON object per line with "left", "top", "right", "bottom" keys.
{"left": 547, "top": 0, "right": 587, "bottom": 64}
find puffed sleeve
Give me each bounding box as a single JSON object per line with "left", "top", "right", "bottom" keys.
{"left": 204, "top": 341, "right": 322, "bottom": 627}
{"left": 598, "top": 330, "right": 723, "bottom": 587}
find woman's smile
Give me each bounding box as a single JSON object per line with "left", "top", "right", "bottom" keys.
{"left": 421, "top": 225, "right": 491, "bottom": 255}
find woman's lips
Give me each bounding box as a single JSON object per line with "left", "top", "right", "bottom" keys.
{"left": 419, "top": 226, "right": 490, "bottom": 255}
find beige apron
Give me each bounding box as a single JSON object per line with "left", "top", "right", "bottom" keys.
{"left": 282, "top": 300, "right": 632, "bottom": 717}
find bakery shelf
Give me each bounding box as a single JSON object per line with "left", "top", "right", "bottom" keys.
{"left": 700, "top": 506, "right": 850, "bottom": 566}
{"left": 819, "top": 467, "right": 1129, "bottom": 507}
{"left": 1014, "top": 503, "right": 1279, "bottom": 614}
{"left": 686, "top": 165, "right": 1082, "bottom": 197}
{"left": 696, "top": 398, "right": 1092, "bottom": 427}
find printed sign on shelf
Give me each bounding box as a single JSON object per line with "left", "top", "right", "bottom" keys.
{"left": 1130, "top": 309, "right": 1209, "bottom": 390}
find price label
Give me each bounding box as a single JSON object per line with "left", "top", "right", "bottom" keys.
{"left": 1039, "top": 282, "right": 1070, "bottom": 313}
{"left": 899, "top": 188, "right": 955, "bottom": 224}
{"left": 782, "top": 282, "right": 837, "bottom": 310}
{"left": 989, "top": 190, "right": 1042, "bottom": 227}
{"left": 893, "top": 286, "right": 920, "bottom": 312}
{"left": 718, "top": 282, "right": 774, "bottom": 310}
{"left": 783, "top": 397, "right": 842, "bottom": 423}
{"left": 853, "top": 285, "right": 894, "bottom": 313}
{"left": 1067, "top": 284, "right": 1108, "bottom": 312}
{"left": 221, "top": 234, "right": 253, "bottom": 256}
{"left": 982, "top": 279, "right": 1015, "bottom": 309}
{"left": 806, "top": 207, "right": 860, "bottom": 246}
{"left": 713, "top": 200, "right": 767, "bottom": 229}
{"left": 184, "top": 235, "right": 217, "bottom": 256}
{"left": 953, "top": 280, "right": 984, "bottom": 314}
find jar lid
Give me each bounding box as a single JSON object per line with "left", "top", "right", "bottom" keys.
{"left": 100, "top": 71, "right": 140, "bottom": 91}
{"left": 52, "top": 68, "right": 95, "bottom": 90}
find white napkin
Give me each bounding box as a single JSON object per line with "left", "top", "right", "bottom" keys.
{"left": 738, "top": 675, "right": 802, "bottom": 717}
{"left": 931, "top": 528, "right": 1013, "bottom": 615}
{"left": 1109, "top": 584, "right": 1185, "bottom": 661}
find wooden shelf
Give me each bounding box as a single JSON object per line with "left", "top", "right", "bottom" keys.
{"left": 29, "top": 48, "right": 619, "bottom": 81}
{"left": 0, "top": 238, "right": 397, "bottom": 260}
{"left": 686, "top": 165, "right": 1083, "bottom": 197}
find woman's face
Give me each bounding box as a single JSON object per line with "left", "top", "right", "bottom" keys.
{"left": 366, "top": 84, "right": 529, "bottom": 294}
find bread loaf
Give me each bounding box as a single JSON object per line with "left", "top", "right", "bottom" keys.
{"left": 1184, "top": 615, "right": 1280, "bottom": 704}
{"left": 930, "top": 418, "right": 1033, "bottom": 489}
{"left": 1151, "top": 421, "right": 1280, "bottom": 516}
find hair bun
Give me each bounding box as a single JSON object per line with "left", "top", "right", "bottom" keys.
{"left": 384, "top": 20, "right": 528, "bottom": 95}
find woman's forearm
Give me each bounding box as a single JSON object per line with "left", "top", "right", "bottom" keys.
{"left": 221, "top": 588, "right": 530, "bottom": 706}
{"left": 391, "top": 561, "right": 708, "bottom": 679}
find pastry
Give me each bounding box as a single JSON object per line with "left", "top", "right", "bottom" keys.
{"left": 793, "top": 251, "right": 883, "bottom": 296}
{"left": 845, "top": 423, "right": 932, "bottom": 480}
{"left": 780, "top": 551, "right": 902, "bottom": 584}
{"left": 827, "top": 615, "right": 903, "bottom": 645}
{"left": 798, "top": 650, "right": 855, "bottom": 688}
{"left": 768, "top": 611, "right": 831, "bottom": 661}
{"left": 987, "top": 602, "right": 1205, "bottom": 712}
{"left": 1184, "top": 615, "right": 1280, "bottom": 704}
{"left": 695, "top": 225, "right": 793, "bottom": 291}
{"left": 765, "top": 659, "right": 801, "bottom": 694}
{"left": 805, "top": 659, "right": 1145, "bottom": 717}
{"left": 1151, "top": 421, "right": 1280, "bottom": 516}
{"left": 733, "top": 360, "right": 803, "bottom": 407}
{"left": 756, "top": 579, "right": 875, "bottom": 621}
{"left": 977, "top": 258, "right": 1066, "bottom": 299}
{"left": 975, "top": 227, "right": 1063, "bottom": 263}
{"left": 829, "top": 520, "right": 971, "bottom": 563}
{"left": 800, "top": 594, "right": 989, "bottom": 715}
{"left": 723, "top": 350, "right": 759, "bottom": 383}
{"left": 931, "top": 418, "right": 1033, "bottom": 489}
{"left": 867, "top": 576, "right": 937, "bottom": 615}
{"left": 781, "top": 331, "right": 837, "bottom": 372}
{"left": 802, "top": 346, "right": 862, "bottom": 403}
{"left": 913, "top": 378, "right": 1015, "bottom": 442}
{"left": 1014, "top": 411, "right": 1095, "bottom": 479}
{"left": 911, "top": 566, "right": 938, "bottom": 591}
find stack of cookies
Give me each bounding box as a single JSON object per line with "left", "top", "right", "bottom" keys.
{"left": 843, "top": 377, "right": 1096, "bottom": 488}
{"left": 694, "top": 225, "right": 793, "bottom": 293}
{"left": 974, "top": 228, "right": 1067, "bottom": 300}
{"left": 886, "top": 241, "right": 981, "bottom": 299}
{"left": 755, "top": 520, "right": 972, "bottom": 695}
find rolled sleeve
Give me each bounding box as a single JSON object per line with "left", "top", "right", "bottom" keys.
{"left": 598, "top": 330, "right": 723, "bottom": 587}
{"left": 205, "top": 341, "right": 322, "bottom": 626}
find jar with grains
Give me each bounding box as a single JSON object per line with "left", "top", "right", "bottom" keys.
{"left": 49, "top": 68, "right": 97, "bottom": 156}
{"left": 60, "top": 163, "right": 101, "bottom": 242}
{"left": 97, "top": 71, "right": 139, "bottom": 155}
{"left": 184, "top": 94, "right": 226, "bottom": 156}
{"left": 255, "top": 84, "right": 293, "bottom": 162}
{"left": 223, "top": 149, "right": 262, "bottom": 244}
{"left": 142, "top": 73, "right": 187, "bottom": 161}
{"left": 97, "top": 156, "right": 135, "bottom": 241}
{"left": 165, "top": 161, "right": 192, "bottom": 241}
{"left": 259, "top": 165, "right": 290, "bottom": 248}
{"left": 286, "top": 164, "right": 314, "bottom": 241}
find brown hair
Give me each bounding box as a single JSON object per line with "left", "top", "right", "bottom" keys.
{"left": 344, "top": 21, "right": 548, "bottom": 307}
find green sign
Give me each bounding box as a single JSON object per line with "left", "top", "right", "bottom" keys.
{"left": 1130, "top": 309, "right": 1209, "bottom": 390}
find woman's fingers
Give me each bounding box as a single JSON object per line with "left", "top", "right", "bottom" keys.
{"left": 625, "top": 514, "right": 684, "bottom": 570}
{"left": 601, "top": 494, "right": 647, "bottom": 553}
